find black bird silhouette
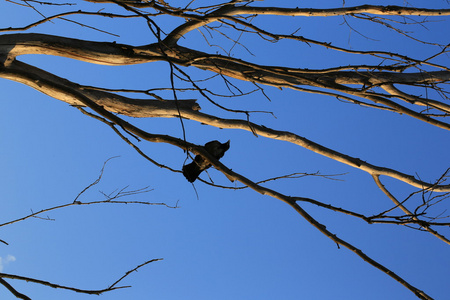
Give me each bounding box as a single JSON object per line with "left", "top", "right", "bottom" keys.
{"left": 182, "top": 140, "right": 230, "bottom": 182}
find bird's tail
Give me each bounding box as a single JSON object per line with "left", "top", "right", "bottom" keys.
{"left": 182, "top": 162, "right": 202, "bottom": 182}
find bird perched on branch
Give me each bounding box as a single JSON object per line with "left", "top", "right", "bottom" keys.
{"left": 182, "top": 140, "right": 230, "bottom": 182}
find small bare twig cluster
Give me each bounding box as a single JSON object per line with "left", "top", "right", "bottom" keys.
{"left": 0, "top": 157, "right": 172, "bottom": 298}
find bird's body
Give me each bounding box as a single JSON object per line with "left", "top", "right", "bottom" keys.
{"left": 182, "top": 140, "right": 230, "bottom": 182}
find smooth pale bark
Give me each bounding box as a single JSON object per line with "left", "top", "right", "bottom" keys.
{"left": 2, "top": 58, "right": 450, "bottom": 193}
{"left": 2, "top": 33, "right": 449, "bottom": 131}
{"left": 1, "top": 3, "right": 448, "bottom": 300}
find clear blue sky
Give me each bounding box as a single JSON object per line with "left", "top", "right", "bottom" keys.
{"left": 1, "top": 1, "right": 449, "bottom": 299}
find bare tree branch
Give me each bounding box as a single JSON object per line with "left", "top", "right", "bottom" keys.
{"left": 1, "top": 2, "right": 449, "bottom": 299}
{"left": 0, "top": 258, "right": 162, "bottom": 295}
{"left": 0, "top": 278, "right": 31, "bottom": 300}
{"left": 1, "top": 59, "right": 449, "bottom": 192}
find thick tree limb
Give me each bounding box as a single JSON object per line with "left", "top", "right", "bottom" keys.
{"left": 2, "top": 62, "right": 433, "bottom": 299}
{"left": 1, "top": 3, "right": 449, "bottom": 299}
{"left": 1, "top": 59, "right": 449, "bottom": 192}
{"left": 2, "top": 33, "right": 448, "bottom": 129}
{"left": 161, "top": 4, "right": 450, "bottom": 45}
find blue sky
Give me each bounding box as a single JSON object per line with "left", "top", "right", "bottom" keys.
{"left": 1, "top": 1, "right": 449, "bottom": 299}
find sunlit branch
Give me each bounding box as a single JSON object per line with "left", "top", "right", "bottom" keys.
{"left": 373, "top": 175, "right": 450, "bottom": 245}
{"left": 216, "top": 15, "right": 449, "bottom": 72}
{"left": 381, "top": 84, "right": 450, "bottom": 114}
{"left": 3, "top": 59, "right": 436, "bottom": 298}
{"left": 1, "top": 59, "right": 449, "bottom": 192}
{"left": 38, "top": 78, "right": 450, "bottom": 297}
{"left": 2, "top": 33, "right": 448, "bottom": 112}
{"left": 1, "top": 3, "right": 449, "bottom": 298}
{"left": 183, "top": 139, "right": 433, "bottom": 300}
{"left": 162, "top": 4, "right": 450, "bottom": 46}
{"left": 0, "top": 0, "right": 450, "bottom": 299}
